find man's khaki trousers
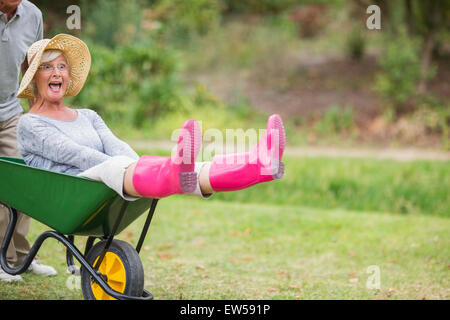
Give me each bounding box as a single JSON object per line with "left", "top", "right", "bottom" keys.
{"left": 0, "top": 113, "right": 31, "bottom": 268}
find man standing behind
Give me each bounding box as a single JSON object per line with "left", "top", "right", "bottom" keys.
{"left": 0, "top": 0, "right": 56, "bottom": 282}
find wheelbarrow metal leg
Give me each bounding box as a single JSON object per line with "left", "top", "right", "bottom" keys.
{"left": 67, "top": 235, "right": 102, "bottom": 275}
{"left": 93, "top": 200, "right": 129, "bottom": 271}
{"left": 136, "top": 199, "right": 159, "bottom": 254}
{"left": 66, "top": 235, "right": 79, "bottom": 275}
{"left": 84, "top": 236, "right": 97, "bottom": 256}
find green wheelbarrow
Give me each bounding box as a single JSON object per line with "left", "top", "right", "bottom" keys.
{"left": 0, "top": 156, "right": 160, "bottom": 300}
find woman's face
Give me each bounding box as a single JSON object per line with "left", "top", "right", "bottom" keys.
{"left": 33, "top": 54, "right": 70, "bottom": 103}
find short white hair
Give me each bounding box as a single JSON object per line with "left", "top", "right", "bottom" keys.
{"left": 41, "top": 49, "right": 68, "bottom": 64}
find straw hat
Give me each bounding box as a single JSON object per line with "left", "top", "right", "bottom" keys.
{"left": 17, "top": 34, "right": 91, "bottom": 99}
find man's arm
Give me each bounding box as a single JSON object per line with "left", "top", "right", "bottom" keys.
{"left": 22, "top": 7, "right": 43, "bottom": 109}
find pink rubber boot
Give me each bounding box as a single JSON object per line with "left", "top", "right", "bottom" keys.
{"left": 132, "top": 120, "right": 202, "bottom": 198}
{"left": 209, "top": 114, "right": 286, "bottom": 192}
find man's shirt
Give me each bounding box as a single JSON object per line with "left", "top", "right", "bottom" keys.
{"left": 0, "top": 0, "right": 43, "bottom": 121}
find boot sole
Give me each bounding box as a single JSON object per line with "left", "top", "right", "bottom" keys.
{"left": 177, "top": 120, "right": 202, "bottom": 193}
{"left": 179, "top": 171, "right": 198, "bottom": 193}
{"left": 268, "top": 114, "right": 286, "bottom": 159}
{"left": 267, "top": 114, "right": 286, "bottom": 179}
{"left": 272, "top": 159, "right": 285, "bottom": 180}
{"left": 176, "top": 120, "right": 202, "bottom": 168}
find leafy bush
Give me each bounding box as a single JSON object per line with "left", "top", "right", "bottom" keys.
{"left": 154, "top": 0, "right": 222, "bottom": 43}
{"left": 411, "top": 103, "right": 450, "bottom": 150}
{"left": 314, "top": 105, "right": 354, "bottom": 134}
{"left": 179, "top": 16, "right": 298, "bottom": 73}
{"left": 374, "top": 31, "right": 426, "bottom": 114}
{"left": 69, "top": 40, "right": 183, "bottom": 127}
{"left": 81, "top": 0, "right": 144, "bottom": 47}
{"left": 288, "top": 3, "right": 329, "bottom": 38}
{"left": 345, "top": 28, "right": 365, "bottom": 60}
{"left": 221, "top": 0, "right": 299, "bottom": 15}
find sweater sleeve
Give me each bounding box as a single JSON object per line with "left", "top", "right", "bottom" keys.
{"left": 17, "top": 115, "right": 111, "bottom": 171}
{"left": 87, "top": 110, "right": 139, "bottom": 160}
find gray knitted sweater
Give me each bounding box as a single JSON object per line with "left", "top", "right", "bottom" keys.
{"left": 17, "top": 109, "right": 139, "bottom": 175}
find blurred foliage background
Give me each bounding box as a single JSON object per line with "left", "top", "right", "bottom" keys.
{"left": 32, "top": 0, "right": 449, "bottom": 149}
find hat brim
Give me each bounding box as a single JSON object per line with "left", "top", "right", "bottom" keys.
{"left": 17, "top": 34, "right": 91, "bottom": 99}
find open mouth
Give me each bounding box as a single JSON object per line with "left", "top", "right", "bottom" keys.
{"left": 48, "top": 81, "right": 63, "bottom": 93}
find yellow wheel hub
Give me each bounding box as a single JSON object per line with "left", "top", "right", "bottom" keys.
{"left": 91, "top": 252, "right": 127, "bottom": 300}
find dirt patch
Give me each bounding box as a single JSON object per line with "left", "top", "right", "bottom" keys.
{"left": 246, "top": 54, "right": 382, "bottom": 122}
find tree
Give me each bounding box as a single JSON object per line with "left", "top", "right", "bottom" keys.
{"left": 353, "top": 0, "right": 449, "bottom": 93}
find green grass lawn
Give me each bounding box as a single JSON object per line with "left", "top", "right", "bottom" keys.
{"left": 1, "top": 156, "right": 449, "bottom": 300}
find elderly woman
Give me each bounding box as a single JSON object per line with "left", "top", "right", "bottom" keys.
{"left": 16, "top": 34, "right": 285, "bottom": 201}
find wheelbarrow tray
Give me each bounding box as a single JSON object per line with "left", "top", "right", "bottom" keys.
{"left": 0, "top": 156, "right": 152, "bottom": 236}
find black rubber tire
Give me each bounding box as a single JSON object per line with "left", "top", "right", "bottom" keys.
{"left": 81, "top": 239, "right": 144, "bottom": 300}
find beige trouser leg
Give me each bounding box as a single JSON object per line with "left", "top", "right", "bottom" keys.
{"left": 0, "top": 114, "right": 31, "bottom": 268}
